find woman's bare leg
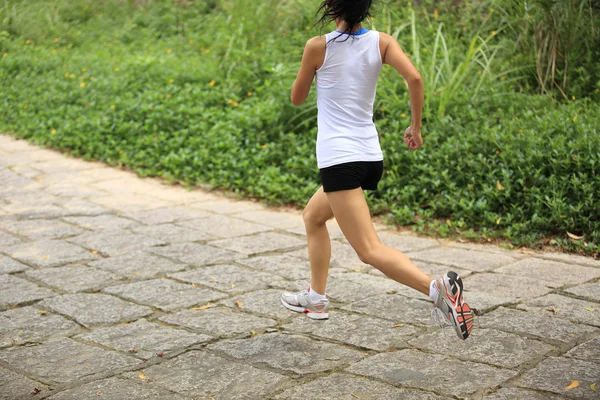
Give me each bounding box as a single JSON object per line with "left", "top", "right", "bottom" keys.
{"left": 326, "top": 188, "right": 431, "bottom": 295}
{"left": 303, "top": 187, "right": 334, "bottom": 295}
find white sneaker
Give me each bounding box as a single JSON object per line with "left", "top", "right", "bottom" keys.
{"left": 280, "top": 280, "right": 329, "bottom": 320}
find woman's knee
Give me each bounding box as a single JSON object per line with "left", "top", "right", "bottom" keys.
{"left": 303, "top": 207, "right": 329, "bottom": 227}
{"left": 355, "top": 244, "right": 380, "bottom": 265}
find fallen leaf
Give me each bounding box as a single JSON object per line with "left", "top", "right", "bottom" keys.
{"left": 584, "top": 307, "right": 595, "bottom": 312}
{"left": 250, "top": 330, "right": 257, "bottom": 336}
{"left": 157, "top": 351, "right": 164, "bottom": 357}
{"left": 31, "top": 387, "right": 41, "bottom": 395}
{"left": 90, "top": 250, "right": 98, "bottom": 254}
{"left": 235, "top": 300, "right": 243, "bottom": 309}
{"left": 192, "top": 303, "right": 211, "bottom": 310}
{"left": 565, "top": 380, "right": 579, "bottom": 390}
{"left": 138, "top": 372, "right": 148, "bottom": 381}
{"left": 231, "top": 283, "right": 236, "bottom": 289}
{"left": 591, "top": 383, "right": 597, "bottom": 392}
{"left": 567, "top": 232, "right": 584, "bottom": 240}
{"left": 128, "top": 348, "right": 138, "bottom": 353}
{"left": 258, "top": 379, "right": 266, "bottom": 383}
{"left": 351, "top": 394, "right": 360, "bottom": 399}
{"left": 42, "top": 255, "right": 49, "bottom": 261}
{"left": 191, "top": 283, "right": 200, "bottom": 287}
{"left": 496, "top": 180, "right": 505, "bottom": 190}
{"left": 546, "top": 307, "right": 558, "bottom": 315}
{"left": 211, "top": 276, "right": 217, "bottom": 281}
{"left": 37, "top": 310, "right": 48, "bottom": 316}
{"left": 392, "top": 323, "right": 404, "bottom": 328}
{"left": 352, "top": 268, "right": 361, "bottom": 272}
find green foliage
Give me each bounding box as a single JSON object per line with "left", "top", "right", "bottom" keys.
{"left": 0, "top": 0, "right": 598, "bottom": 254}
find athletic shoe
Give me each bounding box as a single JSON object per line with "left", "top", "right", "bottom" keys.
{"left": 280, "top": 280, "right": 329, "bottom": 320}
{"left": 432, "top": 271, "right": 473, "bottom": 340}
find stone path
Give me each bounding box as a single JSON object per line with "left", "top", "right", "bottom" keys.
{"left": 0, "top": 134, "right": 599, "bottom": 400}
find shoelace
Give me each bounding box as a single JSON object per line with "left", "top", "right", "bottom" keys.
{"left": 431, "top": 307, "right": 453, "bottom": 329}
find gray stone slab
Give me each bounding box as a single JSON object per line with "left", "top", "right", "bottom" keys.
{"left": 103, "top": 278, "right": 227, "bottom": 311}
{"left": 273, "top": 373, "right": 444, "bottom": 400}
{"left": 89, "top": 252, "right": 186, "bottom": 280}
{"left": 68, "top": 229, "right": 166, "bottom": 256}
{"left": 40, "top": 293, "right": 152, "bottom": 327}
{"left": 409, "top": 328, "right": 556, "bottom": 369}
{"left": 0, "top": 275, "right": 56, "bottom": 309}
{"left": 483, "top": 387, "right": 563, "bottom": 400}
{"left": 478, "top": 307, "right": 598, "bottom": 345}
{"left": 233, "top": 210, "right": 303, "bottom": 229}
{"left": 188, "top": 198, "right": 265, "bottom": 214}
{"left": 236, "top": 254, "right": 311, "bottom": 280}
{"left": 459, "top": 291, "right": 516, "bottom": 313}
{"left": 535, "top": 252, "right": 600, "bottom": 268}
{"left": 495, "top": 258, "right": 600, "bottom": 288}
{"left": 406, "top": 247, "right": 517, "bottom": 271}
{"left": 30, "top": 158, "right": 97, "bottom": 173}
{"left": 125, "top": 207, "right": 211, "bottom": 225}
{"left": 565, "top": 281, "right": 600, "bottom": 302}
{"left": 347, "top": 349, "right": 518, "bottom": 398}
{"left": 283, "top": 311, "right": 422, "bottom": 351}
{"left": 0, "top": 219, "right": 85, "bottom": 240}
{"left": 170, "top": 264, "right": 287, "bottom": 294}
{"left": 131, "top": 223, "right": 215, "bottom": 242}
{"left": 0, "top": 305, "right": 80, "bottom": 348}
{"left": 90, "top": 194, "right": 171, "bottom": 213}
{"left": 150, "top": 242, "right": 245, "bottom": 265}
{"left": 47, "top": 376, "right": 185, "bottom": 400}
{"left": 379, "top": 231, "right": 439, "bottom": 253}
{"left": 176, "top": 215, "right": 271, "bottom": 238}
{"left": 2, "top": 202, "right": 71, "bottom": 219}
{"left": 46, "top": 183, "right": 108, "bottom": 198}
{"left": 63, "top": 214, "right": 140, "bottom": 230}
{"left": 26, "top": 265, "right": 120, "bottom": 293}
{"left": 208, "top": 232, "right": 305, "bottom": 255}
{"left": 208, "top": 333, "right": 364, "bottom": 375}
{"left": 0, "top": 338, "right": 141, "bottom": 384}
{"left": 0, "top": 230, "right": 21, "bottom": 246}
{"left": 342, "top": 294, "right": 434, "bottom": 325}
{"left": 326, "top": 272, "right": 406, "bottom": 303}
{"left": 219, "top": 288, "right": 299, "bottom": 321}
{"left": 0, "top": 254, "right": 28, "bottom": 274}
{"left": 566, "top": 337, "right": 600, "bottom": 363}
{"left": 5, "top": 239, "right": 99, "bottom": 268}
{"left": 514, "top": 357, "right": 600, "bottom": 399}
{"left": 0, "top": 365, "right": 48, "bottom": 400}
{"left": 517, "top": 294, "right": 600, "bottom": 328}
{"left": 77, "top": 319, "right": 212, "bottom": 360}
{"left": 126, "top": 351, "right": 287, "bottom": 399}
{"left": 160, "top": 307, "right": 277, "bottom": 337}
{"left": 60, "top": 198, "right": 111, "bottom": 216}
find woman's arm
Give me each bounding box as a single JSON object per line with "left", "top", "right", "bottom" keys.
{"left": 290, "top": 36, "right": 325, "bottom": 106}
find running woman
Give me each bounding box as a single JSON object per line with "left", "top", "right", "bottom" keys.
{"left": 280, "top": 0, "right": 473, "bottom": 340}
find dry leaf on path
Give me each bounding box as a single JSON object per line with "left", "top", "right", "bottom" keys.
{"left": 138, "top": 372, "right": 148, "bottom": 381}
{"left": 235, "top": 300, "right": 243, "bottom": 309}
{"left": 565, "top": 380, "right": 579, "bottom": 390}
{"left": 392, "top": 323, "right": 404, "bottom": 328}
{"left": 590, "top": 383, "right": 597, "bottom": 392}
{"left": 584, "top": 307, "right": 595, "bottom": 312}
{"left": 231, "top": 283, "right": 236, "bottom": 289}
{"left": 546, "top": 307, "right": 558, "bottom": 315}
{"left": 192, "top": 303, "right": 212, "bottom": 310}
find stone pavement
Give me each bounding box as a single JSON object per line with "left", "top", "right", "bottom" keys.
{"left": 0, "top": 134, "right": 599, "bottom": 400}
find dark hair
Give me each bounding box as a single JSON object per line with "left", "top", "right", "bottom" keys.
{"left": 316, "top": 0, "right": 374, "bottom": 41}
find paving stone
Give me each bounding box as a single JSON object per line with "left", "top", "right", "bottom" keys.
{"left": 208, "top": 333, "right": 364, "bottom": 374}
{"left": 326, "top": 272, "right": 406, "bottom": 303}
{"left": 47, "top": 376, "right": 185, "bottom": 400}
{"left": 5, "top": 239, "right": 99, "bottom": 268}
{"left": 378, "top": 231, "right": 439, "bottom": 252}
{"left": 68, "top": 229, "right": 165, "bottom": 256}
{"left": 459, "top": 291, "right": 516, "bottom": 313}
{"left": 342, "top": 294, "right": 434, "bottom": 325}
{"left": 0, "top": 137, "right": 36, "bottom": 152}
{"left": 151, "top": 242, "right": 245, "bottom": 265}
{"left": 40, "top": 293, "right": 152, "bottom": 327}
{"left": 2, "top": 202, "right": 70, "bottom": 219}
{"left": 565, "top": 281, "right": 600, "bottom": 302}
{"left": 90, "top": 178, "right": 166, "bottom": 195}
{"left": 0, "top": 305, "right": 80, "bottom": 348}
{"left": 0, "top": 230, "right": 20, "bottom": 246}
{"left": 160, "top": 307, "right": 277, "bottom": 337}
{"left": 478, "top": 307, "right": 598, "bottom": 345}
{"left": 0, "top": 275, "right": 56, "bottom": 309}
{"left": 144, "top": 186, "right": 220, "bottom": 204}
{"left": 46, "top": 183, "right": 108, "bottom": 198}
{"left": 283, "top": 311, "right": 421, "bottom": 351}
{"left": 38, "top": 171, "right": 98, "bottom": 186}
{"left": 0, "top": 254, "right": 28, "bottom": 274}
{"left": 0, "top": 338, "right": 141, "bottom": 384}
{"left": 125, "top": 207, "right": 211, "bottom": 225}
{"left": 30, "top": 158, "right": 97, "bottom": 173}
{"left": 483, "top": 387, "right": 563, "bottom": 400}
{"left": 565, "top": 337, "right": 600, "bottom": 363}
{"left": 273, "top": 373, "right": 444, "bottom": 400}
{"left": 127, "top": 351, "right": 287, "bottom": 399}
{"left": 63, "top": 214, "right": 140, "bottom": 230}
{"left": 219, "top": 288, "right": 299, "bottom": 321}
{"left": 0, "top": 219, "right": 84, "bottom": 240}
{"left": 171, "top": 264, "right": 287, "bottom": 293}
{"left": 409, "top": 328, "right": 556, "bottom": 369}
{"left": 209, "top": 232, "right": 305, "bottom": 255}
{"left": 514, "top": 357, "right": 600, "bottom": 399}
{"left": 88, "top": 252, "right": 187, "bottom": 280}
{"left": 0, "top": 365, "right": 48, "bottom": 400}
{"left": 59, "top": 198, "right": 111, "bottom": 216}
{"left": 26, "top": 265, "right": 120, "bottom": 293}
{"left": 176, "top": 215, "right": 271, "bottom": 238}
{"left": 236, "top": 254, "right": 311, "bottom": 280}
{"left": 535, "top": 252, "right": 600, "bottom": 268}
{"left": 1, "top": 149, "right": 62, "bottom": 166}
{"left": 347, "top": 349, "right": 517, "bottom": 398}
{"left": 103, "top": 278, "right": 227, "bottom": 311}
{"left": 517, "top": 294, "right": 600, "bottom": 328}
{"left": 495, "top": 258, "right": 600, "bottom": 287}
{"left": 233, "top": 210, "right": 304, "bottom": 229}
{"left": 288, "top": 241, "right": 367, "bottom": 271}
{"left": 79, "top": 167, "right": 136, "bottom": 182}
{"left": 77, "top": 319, "right": 212, "bottom": 359}
{"left": 90, "top": 194, "right": 172, "bottom": 213}
{"left": 131, "top": 223, "right": 215, "bottom": 242}
{"left": 446, "top": 241, "right": 527, "bottom": 257}
{"left": 190, "top": 198, "right": 265, "bottom": 214}
{"left": 406, "top": 247, "right": 517, "bottom": 271}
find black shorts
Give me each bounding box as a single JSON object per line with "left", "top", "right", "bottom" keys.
{"left": 319, "top": 160, "right": 384, "bottom": 192}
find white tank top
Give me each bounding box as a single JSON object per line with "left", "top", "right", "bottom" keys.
{"left": 315, "top": 29, "right": 384, "bottom": 169}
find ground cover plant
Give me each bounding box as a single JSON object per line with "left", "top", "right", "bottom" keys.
{"left": 1, "top": 0, "right": 599, "bottom": 255}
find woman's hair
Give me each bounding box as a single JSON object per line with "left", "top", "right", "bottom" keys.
{"left": 316, "top": 0, "right": 374, "bottom": 38}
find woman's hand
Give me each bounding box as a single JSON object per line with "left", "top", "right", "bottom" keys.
{"left": 404, "top": 126, "right": 423, "bottom": 150}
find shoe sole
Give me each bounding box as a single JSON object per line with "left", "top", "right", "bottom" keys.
{"left": 280, "top": 298, "right": 329, "bottom": 320}
{"left": 445, "top": 271, "right": 473, "bottom": 340}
